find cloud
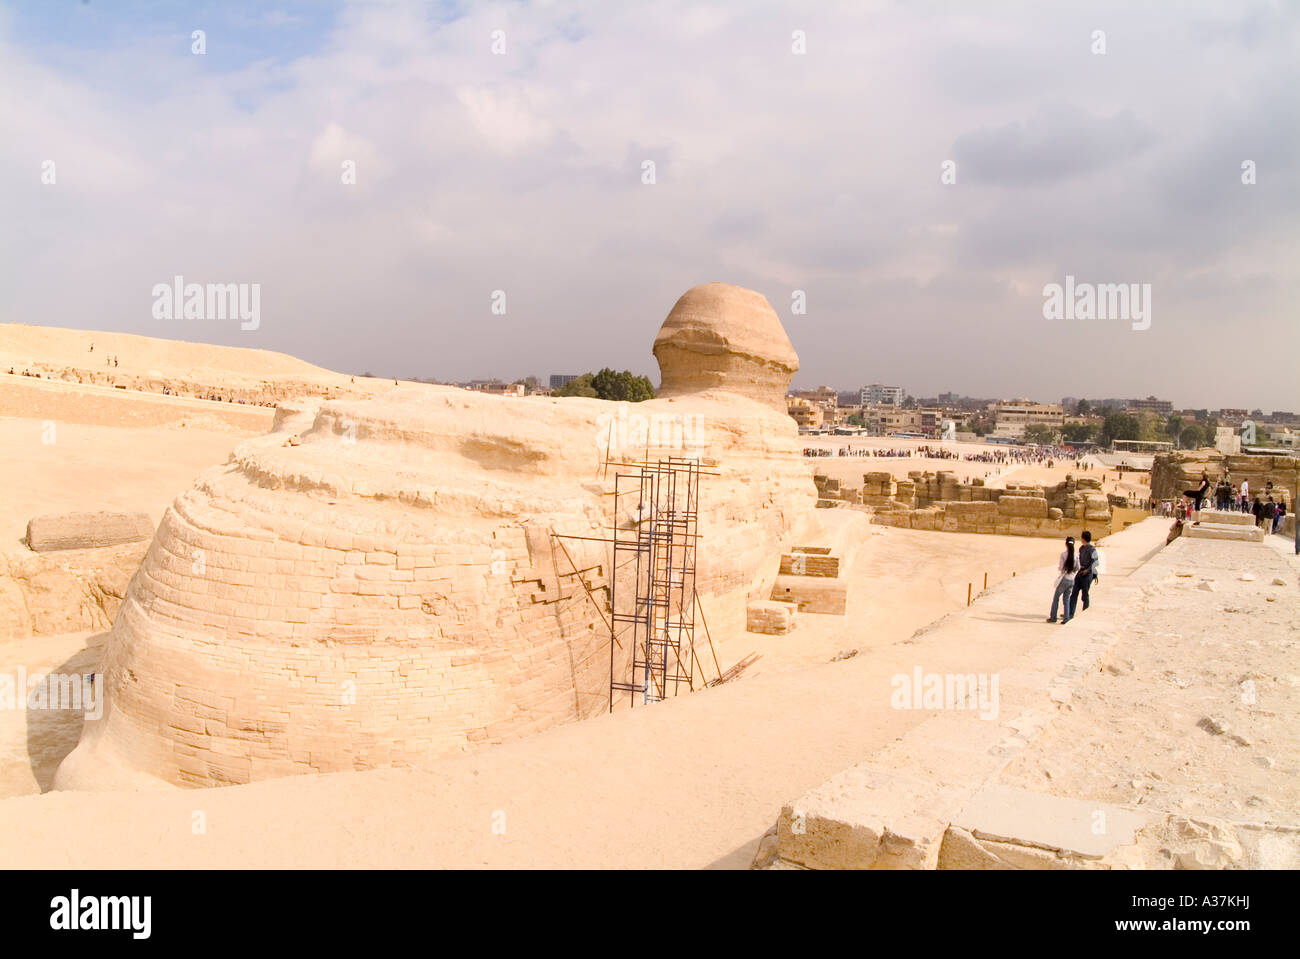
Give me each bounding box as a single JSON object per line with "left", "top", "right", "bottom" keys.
{"left": 0, "top": 0, "right": 1297, "bottom": 410}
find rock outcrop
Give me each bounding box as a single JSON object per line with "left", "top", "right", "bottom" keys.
{"left": 55, "top": 285, "right": 818, "bottom": 790}
{"left": 0, "top": 544, "right": 146, "bottom": 641}
{"left": 1151, "top": 451, "right": 1298, "bottom": 507}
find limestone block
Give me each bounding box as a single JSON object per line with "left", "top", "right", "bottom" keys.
{"left": 771, "top": 574, "right": 847, "bottom": 615}
{"left": 910, "top": 509, "right": 940, "bottom": 531}
{"left": 945, "top": 501, "right": 997, "bottom": 521}
{"left": 746, "top": 600, "right": 796, "bottom": 634}
{"left": 997, "top": 496, "right": 1049, "bottom": 518}
{"left": 780, "top": 550, "right": 839, "bottom": 578}
{"left": 949, "top": 784, "right": 1149, "bottom": 865}
{"left": 27, "top": 511, "right": 154, "bottom": 552}
{"left": 774, "top": 766, "right": 960, "bottom": 869}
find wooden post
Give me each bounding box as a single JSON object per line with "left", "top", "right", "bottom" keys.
{"left": 983, "top": 572, "right": 988, "bottom": 589}
{"left": 967, "top": 583, "right": 972, "bottom": 606}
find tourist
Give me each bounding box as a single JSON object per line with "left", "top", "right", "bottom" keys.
{"left": 1240, "top": 479, "right": 1249, "bottom": 512}
{"left": 1275, "top": 500, "right": 1287, "bottom": 534}
{"left": 1184, "top": 470, "right": 1210, "bottom": 523}
{"left": 1047, "top": 536, "right": 1077, "bottom": 624}
{"left": 1264, "top": 497, "right": 1276, "bottom": 532}
{"left": 1251, "top": 495, "right": 1264, "bottom": 529}
{"left": 1068, "top": 531, "right": 1097, "bottom": 619}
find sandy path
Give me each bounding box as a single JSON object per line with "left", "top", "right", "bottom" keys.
{"left": 0, "top": 417, "right": 252, "bottom": 552}
{"left": 0, "top": 520, "right": 1170, "bottom": 869}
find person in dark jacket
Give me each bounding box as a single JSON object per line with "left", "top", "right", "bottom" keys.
{"left": 1068, "top": 530, "right": 1097, "bottom": 619}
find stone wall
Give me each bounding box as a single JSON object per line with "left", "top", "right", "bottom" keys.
{"left": 817, "top": 471, "right": 1112, "bottom": 538}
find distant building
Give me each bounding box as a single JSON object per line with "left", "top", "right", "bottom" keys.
{"left": 549, "top": 374, "right": 580, "bottom": 390}
{"left": 880, "top": 408, "right": 939, "bottom": 438}
{"left": 861, "top": 384, "right": 905, "bottom": 407}
{"left": 787, "top": 397, "right": 825, "bottom": 431}
{"left": 1126, "top": 396, "right": 1173, "bottom": 415}
{"left": 991, "top": 401, "right": 1064, "bottom": 440}
{"left": 790, "top": 386, "right": 839, "bottom": 410}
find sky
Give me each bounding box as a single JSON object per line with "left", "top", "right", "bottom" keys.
{"left": 2, "top": 0, "right": 1297, "bottom": 410}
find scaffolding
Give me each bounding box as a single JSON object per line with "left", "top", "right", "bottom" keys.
{"left": 608, "top": 457, "right": 712, "bottom": 711}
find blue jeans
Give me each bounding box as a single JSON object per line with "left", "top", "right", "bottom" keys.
{"left": 1049, "top": 579, "right": 1073, "bottom": 621}
{"left": 1068, "top": 572, "right": 1093, "bottom": 618}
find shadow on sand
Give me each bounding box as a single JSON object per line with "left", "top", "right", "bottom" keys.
{"left": 25, "top": 632, "right": 107, "bottom": 792}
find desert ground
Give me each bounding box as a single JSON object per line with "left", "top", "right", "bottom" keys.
{"left": 0, "top": 322, "right": 1294, "bottom": 869}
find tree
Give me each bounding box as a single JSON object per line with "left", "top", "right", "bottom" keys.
{"left": 1023, "top": 423, "right": 1059, "bottom": 445}
{"left": 1165, "top": 415, "right": 1184, "bottom": 441}
{"left": 554, "top": 369, "right": 656, "bottom": 402}
{"left": 1136, "top": 411, "right": 1163, "bottom": 442}
{"left": 1099, "top": 412, "right": 1139, "bottom": 447}
{"left": 847, "top": 413, "right": 866, "bottom": 427}
{"left": 1062, "top": 422, "right": 1096, "bottom": 444}
{"left": 552, "top": 373, "right": 598, "bottom": 398}
{"left": 590, "top": 368, "right": 655, "bottom": 402}
{"left": 1075, "top": 399, "right": 1091, "bottom": 417}
{"left": 1179, "top": 425, "right": 1206, "bottom": 450}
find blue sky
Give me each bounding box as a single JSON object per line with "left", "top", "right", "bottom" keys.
{"left": 2, "top": 1, "right": 1297, "bottom": 409}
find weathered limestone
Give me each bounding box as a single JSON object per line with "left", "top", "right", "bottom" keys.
{"left": 1184, "top": 523, "right": 1265, "bottom": 542}
{"left": 55, "top": 284, "right": 819, "bottom": 790}
{"left": 1151, "top": 450, "right": 1298, "bottom": 508}
{"left": 824, "top": 470, "right": 1114, "bottom": 538}
{"left": 746, "top": 600, "right": 797, "bottom": 634}
{"left": 653, "top": 282, "right": 798, "bottom": 413}
{"left": 0, "top": 543, "right": 146, "bottom": 641}
{"left": 26, "top": 512, "right": 154, "bottom": 552}
{"left": 942, "top": 784, "right": 1150, "bottom": 868}
{"left": 766, "top": 516, "right": 861, "bottom": 616}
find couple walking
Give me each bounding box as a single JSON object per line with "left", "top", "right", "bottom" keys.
{"left": 1048, "top": 531, "right": 1100, "bottom": 624}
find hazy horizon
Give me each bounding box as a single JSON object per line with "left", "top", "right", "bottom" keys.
{"left": 3, "top": 0, "right": 1297, "bottom": 410}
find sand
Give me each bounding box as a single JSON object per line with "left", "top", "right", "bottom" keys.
{"left": 0, "top": 330, "right": 1284, "bottom": 870}
{"left": 0, "top": 517, "right": 1174, "bottom": 868}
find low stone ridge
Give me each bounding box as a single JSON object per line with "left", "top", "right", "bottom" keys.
{"left": 26, "top": 512, "right": 154, "bottom": 552}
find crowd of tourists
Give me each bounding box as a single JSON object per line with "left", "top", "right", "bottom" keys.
{"left": 802, "top": 445, "right": 1082, "bottom": 465}
{"left": 1178, "top": 470, "right": 1289, "bottom": 533}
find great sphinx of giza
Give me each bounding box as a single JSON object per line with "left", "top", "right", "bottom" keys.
{"left": 55, "top": 282, "right": 818, "bottom": 789}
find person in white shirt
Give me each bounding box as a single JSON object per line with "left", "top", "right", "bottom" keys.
{"left": 1048, "top": 536, "right": 1077, "bottom": 624}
